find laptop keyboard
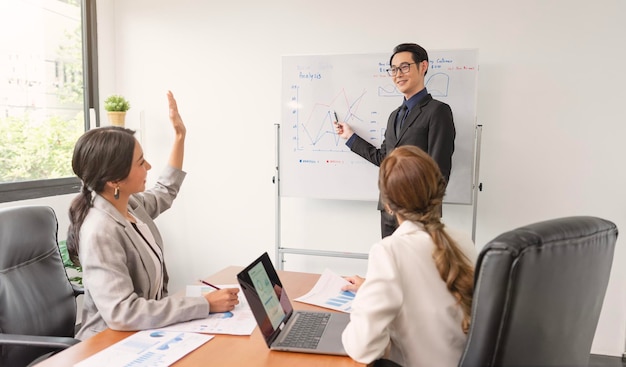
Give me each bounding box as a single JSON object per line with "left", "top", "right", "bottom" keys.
{"left": 275, "top": 312, "right": 331, "bottom": 349}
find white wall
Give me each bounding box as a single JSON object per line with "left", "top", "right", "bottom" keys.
{"left": 7, "top": 0, "right": 620, "bottom": 356}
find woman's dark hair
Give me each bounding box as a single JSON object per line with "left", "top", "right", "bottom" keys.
{"left": 66, "top": 126, "right": 136, "bottom": 265}
{"left": 390, "top": 43, "right": 429, "bottom": 76}
{"left": 379, "top": 145, "right": 474, "bottom": 333}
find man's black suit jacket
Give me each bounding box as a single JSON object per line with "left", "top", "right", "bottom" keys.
{"left": 349, "top": 93, "right": 455, "bottom": 210}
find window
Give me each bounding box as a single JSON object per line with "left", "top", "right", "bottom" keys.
{"left": 0, "top": 0, "right": 98, "bottom": 202}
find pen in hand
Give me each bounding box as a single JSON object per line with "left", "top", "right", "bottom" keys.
{"left": 198, "top": 279, "right": 221, "bottom": 290}
{"left": 200, "top": 281, "right": 239, "bottom": 313}
{"left": 333, "top": 110, "right": 339, "bottom": 124}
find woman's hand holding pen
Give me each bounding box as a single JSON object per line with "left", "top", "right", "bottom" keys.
{"left": 204, "top": 288, "right": 240, "bottom": 313}
{"left": 341, "top": 275, "right": 365, "bottom": 293}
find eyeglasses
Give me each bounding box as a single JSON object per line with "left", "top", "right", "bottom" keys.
{"left": 386, "top": 62, "right": 416, "bottom": 76}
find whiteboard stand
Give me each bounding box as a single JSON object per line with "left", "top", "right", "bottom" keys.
{"left": 273, "top": 123, "right": 282, "bottom": 267}
{"left": 471, "top": 124, "right": 483, "bottom": 242}
{"left": 273, "top": 123, "right": 368, "bottom": 269}
{"left": 274, "top": 123, "right": 484, "bottom": 270}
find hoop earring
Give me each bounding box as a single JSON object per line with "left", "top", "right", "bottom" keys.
{"left": 114, "top": 186, "right": 120, "bottom": 200}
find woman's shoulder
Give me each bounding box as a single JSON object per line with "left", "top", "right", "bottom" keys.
{"left": 80, "top": 205, "right": 125, "bottom": 242}
{"left": 83, "top": 205, "right": 114, "bottom": 226}
{"left": 375, "top": 222, "right": 433, "bottom": 253}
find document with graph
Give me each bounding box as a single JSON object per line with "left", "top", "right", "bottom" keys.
{"left": 294, "top": 268, "right": 355, "bottom": 313}
{"left": 157, "top": 284, "right": 256, "bottom": 336}
{"left": 75, "top": 330, "right": 212, "bottom": 367}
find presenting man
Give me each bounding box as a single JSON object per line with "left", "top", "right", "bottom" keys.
{"left": 335, "top": 43, "right": 455, "bottom": 238}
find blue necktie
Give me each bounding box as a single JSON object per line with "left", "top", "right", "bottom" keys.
{"left": 395, "top": 105, "right": 409, "bottom": 137}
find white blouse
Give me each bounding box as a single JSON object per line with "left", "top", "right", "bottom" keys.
{"left": 342, "top": 220, "right": 477, "bottom": 367}
{"left": 129, "top": 213, "right": 164, "bottom": 299}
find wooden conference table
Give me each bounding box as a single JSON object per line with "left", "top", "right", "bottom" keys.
{"left": 34, "top": 266, "right": 365, "bottom": 367}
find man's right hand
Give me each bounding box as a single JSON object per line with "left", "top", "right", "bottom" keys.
{"left": 335, "top": 121, "right": 354, "bottom": 140}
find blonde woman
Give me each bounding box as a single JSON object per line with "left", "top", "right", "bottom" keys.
{"left": 341, "top": 145, "right": 476, "bottom": 367}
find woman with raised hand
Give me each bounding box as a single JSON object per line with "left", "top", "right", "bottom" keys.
{"left": 67, "top": 91, "right": 239, "bottom": 340}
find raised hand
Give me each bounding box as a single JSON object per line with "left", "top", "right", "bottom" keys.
{"left": 167, "top": 90, "right": 186, "bottom": 138}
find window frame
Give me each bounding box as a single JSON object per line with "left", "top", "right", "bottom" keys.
{"left": 0, "top": 0, "right": 99, "bottom": 203}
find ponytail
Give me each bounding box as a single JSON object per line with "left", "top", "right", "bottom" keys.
{"left": 426, "top": 222, "right": 474, "bottom": 334}
{"left": 402, "top": 206, "right": 474, "bottom": 333}
{"left": 66, "top": 184, "right": 92, "bottom": 266}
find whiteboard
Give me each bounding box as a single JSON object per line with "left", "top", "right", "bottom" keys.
{"left": 280, "top": 49, "right": 478, "bottom": 204}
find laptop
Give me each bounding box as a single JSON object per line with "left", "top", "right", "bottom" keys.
{"left": 236, "top": 252, "right": 350, "bottom": 356}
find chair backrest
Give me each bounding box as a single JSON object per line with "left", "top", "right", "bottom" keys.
{"left": 0, "top": 205, "right": 77, "bottom": 366}
{"left": 458, "top": 216, "right": 618, "bottom": 367}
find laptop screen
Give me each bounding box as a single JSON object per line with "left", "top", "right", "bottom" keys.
{"left": 237, "top": 252, "right": 294, "bottom": 346}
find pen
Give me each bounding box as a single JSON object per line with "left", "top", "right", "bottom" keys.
{"left": 198, "top": 279, "right": 221, "bottom": 290}
{"left": 333, "top": 111, "right": 339, "bottom": 124}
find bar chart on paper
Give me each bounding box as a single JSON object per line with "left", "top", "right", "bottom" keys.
{"left": 294, "top": 269, "right": 355, "bottom": 313}
{"left": 325, "top": 290, "right": 355, "bottom": 312}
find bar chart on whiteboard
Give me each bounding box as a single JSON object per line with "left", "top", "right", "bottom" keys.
{"left": 280, "top": 50, "right": 478, "bottom": 204}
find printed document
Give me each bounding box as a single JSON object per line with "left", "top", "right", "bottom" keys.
{"left": 158, "top": 284, "right": 256, "bottom": 335}
{"left": 294, "top": 268, "right": 355, "bottom": 313}
{"left": 74, "top": 330, "right": 212, "bottom": 367}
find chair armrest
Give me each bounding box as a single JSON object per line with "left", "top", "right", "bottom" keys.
{"left": 72, "top": 283, "right": 85, "bottom": 297}
{"left": 0, "top": 333, "right": 80, "bottom": 350}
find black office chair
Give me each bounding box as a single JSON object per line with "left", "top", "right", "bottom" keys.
{"left": 0, "top": 206, "right": 83, "bottom": 367}
{"left": 458, "top": 216, "right": 618, "bottom": 367}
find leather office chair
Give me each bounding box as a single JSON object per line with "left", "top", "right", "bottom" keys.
{"left": 0, "top": 206, "right": 82, "bottom": 367}
{"left": 458, "top": 216, "right": 618, "bottom": 367}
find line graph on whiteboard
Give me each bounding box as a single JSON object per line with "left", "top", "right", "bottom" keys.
{"left": 280, "top": 50, "right": 478, "bottom": 202}
{"left": 288, "top": 86, "right": 387, "bottom": 152}
{"left": 285, "top": 74, "right": 451, "bottom": 154}
{"left": 280, "top": 53, "right": 405, "bottom": 200}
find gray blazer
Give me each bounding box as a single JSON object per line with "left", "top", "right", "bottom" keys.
{"left": 76, "top": 166, "right": 208, "bottom": 340}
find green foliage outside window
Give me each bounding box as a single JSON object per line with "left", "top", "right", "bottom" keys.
{"left": 57, "top": 26, "right": 84, "bottom": 106}
{"left": 0, "top": 114, "right": 83, "bottom": 182}
{"left": 1, "top": 4, "right": 85, "bottom": 186}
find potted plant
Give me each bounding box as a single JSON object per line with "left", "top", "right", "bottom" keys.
{"left": 104, "top": 94, "right": 131, "bottom": 127}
